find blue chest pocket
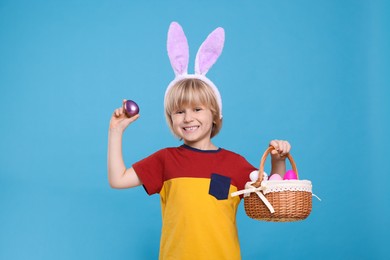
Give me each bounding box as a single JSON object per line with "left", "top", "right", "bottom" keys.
{"left": 208, "top": 173, "right": 231, "bottom": 200}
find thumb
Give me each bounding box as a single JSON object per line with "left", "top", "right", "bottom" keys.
{"left": 123, "top": 113, "right": 140, "bottom": 125}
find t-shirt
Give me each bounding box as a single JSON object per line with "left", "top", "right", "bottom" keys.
{"left": 133, "top": 144, "right": 256, "bottom": 260}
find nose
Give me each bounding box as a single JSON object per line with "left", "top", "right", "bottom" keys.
{"left": 184, "top": 110, "right": 194, "bottom": 122}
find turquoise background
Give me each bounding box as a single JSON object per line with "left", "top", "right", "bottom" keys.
{"left": 1, "top": 0, "right": 389, "bottom": 259}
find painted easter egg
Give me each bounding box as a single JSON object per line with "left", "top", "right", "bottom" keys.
{"left": 124, "top": 100, "right": 140, "bottom": 117}
{"left": 249, "top": 171, "right": 259, "bottom": 182}
{"left": 269, "top": 173, "right": 283, "bottom": 181}
{"left": 283, "top": 170, "right": 298, "bottom": 180}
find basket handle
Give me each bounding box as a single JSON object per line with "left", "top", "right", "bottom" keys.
{"left": 252, "top": 146, "right": 299, "bottom": 188}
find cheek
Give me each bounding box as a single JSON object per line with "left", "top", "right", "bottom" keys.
{"left": 170, "top": 119, "right": 181, "bottom": 135}
{"left": 171, "top": 116, "right": 181, "bottom": 128}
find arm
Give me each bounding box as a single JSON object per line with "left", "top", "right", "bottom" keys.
{"left": 107, "top": 100, "right": 143, "bottom": 189}
{"left": 269, "top": 140, "right": 291, "bottom": 177}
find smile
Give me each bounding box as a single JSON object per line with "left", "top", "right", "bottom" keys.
{"left": 183, "top": 126, "right": 199, "bottom": 131}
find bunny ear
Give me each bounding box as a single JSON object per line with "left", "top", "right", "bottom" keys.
{"left": 167, "top": 22, "right": 189, "bottom": 76}
{"left": 195, "top": 27, "right": 225, "bottom": 75}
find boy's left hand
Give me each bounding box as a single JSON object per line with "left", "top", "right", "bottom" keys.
{"left": 269, "top": 140, "right": 291, "bottom": 160}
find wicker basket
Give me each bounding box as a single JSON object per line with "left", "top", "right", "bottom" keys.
{"left": 243, "top": 147, "right": 312, "bottom": 222}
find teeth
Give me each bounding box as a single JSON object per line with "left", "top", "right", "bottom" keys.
{"left": 184, "top": 126, "right": 198, "bottom": 131}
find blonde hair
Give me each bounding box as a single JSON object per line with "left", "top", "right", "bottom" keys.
{"left": 164, "top": 78, "right": 222, "bottom": 138}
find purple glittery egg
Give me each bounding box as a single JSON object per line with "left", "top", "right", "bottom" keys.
{"left": 124, "top": 100, "right": 139, "bottom": 117}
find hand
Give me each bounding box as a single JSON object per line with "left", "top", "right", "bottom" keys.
{"left": 109, "top": 99, "right": 140, "bottom": 133}
{"left": 269, "top": 140, "right": 291, "bottom": 160}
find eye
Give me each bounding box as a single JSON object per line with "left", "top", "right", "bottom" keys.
{"left": 174, "top": 110, "right": 184, "bottom": 114}
{"left": 194, "top": 107, "right": 203, "bottom": 112}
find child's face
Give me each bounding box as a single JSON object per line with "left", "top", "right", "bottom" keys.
{"left": 171, "top": 104, "right": 214, "bottom": 148}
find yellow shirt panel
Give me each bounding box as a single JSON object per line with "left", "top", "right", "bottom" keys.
{"left": 159, "top": 177, "right": 241, "bottom": 260}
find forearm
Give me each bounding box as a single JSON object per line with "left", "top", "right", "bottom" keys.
{"left": 107, "top": 130, "right": 127, "bottom": 186}
{"left": 270, "top": 159, "right": 286, "bottom": 176}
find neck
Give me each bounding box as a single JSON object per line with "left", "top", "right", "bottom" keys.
{"left": 184, "top": 141, "right": 218, "bottom": 151}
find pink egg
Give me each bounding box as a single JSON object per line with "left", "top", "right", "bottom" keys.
{"left": 268, "top": 174, "right": 283, "bottom": 181}
{"left": 283, "top": 170, "right": 298, "bottom": 180}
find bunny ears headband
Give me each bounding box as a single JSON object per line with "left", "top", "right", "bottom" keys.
{"left": 165, "top": 22, "right": 225, "bottom": 118}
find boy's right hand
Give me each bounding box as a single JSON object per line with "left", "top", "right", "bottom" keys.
{"left": 109, "top": 99, "right": 140, "bottom": 133}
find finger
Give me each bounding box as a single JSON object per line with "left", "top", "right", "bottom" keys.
{"left": 130, "top": 113, "right": 140, "bottom": 122}
{"left": 280, "top": 141, "right": 287, "bottom": 156}
{"left": 121, "top": 113, "right": 140, "bottom": 126}
{"left": 280, "top": 141, "right": 292, "bottom": 157}
{"left": 270, "top": 140, "right": 280, "bottom": 157}
{"left": 114, "top": 107, "right": 125, "bottom": 117}
{"left": 127, "top": 113, "right": 140, "bottom": 120}
{"left": 270, "top": 140, "right": 290, "bottom": 158}
{"left": 282, "top": 141, "right": 291, "bottom": 155}
{"left": 285, "top": 141, "right": 291, "bottom": 154}
{"left": 269, "top": 140, "right": 279, "bottom": 151}
{"left": 114, "top": 108, "right": 120, "bottom": 117}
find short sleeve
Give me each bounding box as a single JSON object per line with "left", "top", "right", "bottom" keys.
{"left": 234, "top": 155, "right": 257, "bottom": 191}
{"left": 133, "top": 149, "right": 166, "bottom": 195}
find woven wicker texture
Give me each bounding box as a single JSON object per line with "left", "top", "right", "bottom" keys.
{"left": 244, "top": 147, "right": 312, "bottom": 222}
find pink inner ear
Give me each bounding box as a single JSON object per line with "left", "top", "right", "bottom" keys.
{"left": 167, "top": 22, "right": 189, "bottom": 75}
{"left": 195, "top": 27, "right": 225, "bottom": 75}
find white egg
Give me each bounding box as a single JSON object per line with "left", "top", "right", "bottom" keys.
{"left": 249, "top": 171, "right": 259, "bottom": 182}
